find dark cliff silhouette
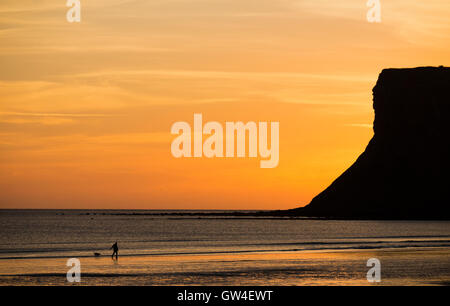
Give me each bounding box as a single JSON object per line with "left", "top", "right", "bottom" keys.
{"left": 290, "top": 66, "right": 450, "bottom": 219}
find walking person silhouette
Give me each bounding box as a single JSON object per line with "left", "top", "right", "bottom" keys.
{"left": 111, "top": 241, "right": 119, "bottom": 260}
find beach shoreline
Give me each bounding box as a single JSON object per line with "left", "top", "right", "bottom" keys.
{"left": 1, "top": 247, "right": 449, "bottom": 286}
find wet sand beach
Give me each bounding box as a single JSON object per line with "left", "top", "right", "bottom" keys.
{"left": 1, "top": 247, "right": 449, "bottom": 286}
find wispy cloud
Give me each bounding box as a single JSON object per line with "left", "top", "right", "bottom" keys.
{"left": 296, "top": 0, "right": 450, "bottom": 45}
{"left": 0, "top": 111, "right": 116, "bottom": 126}
{"left": 69, "top": 69, "right": 375, "bottom": 82}
{"left": 0, "top": 117, "right": 74, "bottom": 125}
{"left": 345, "top": 123, "right": 373, "bottom": 128}
{"left": 0, "top": 111, "right": 115, "bottom": 117}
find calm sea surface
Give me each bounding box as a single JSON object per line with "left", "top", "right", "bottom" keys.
{"left": 0, "top": 210, "right": 449, "bottom": 285}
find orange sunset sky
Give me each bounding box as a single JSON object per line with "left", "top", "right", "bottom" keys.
{"left": 1, "top": 0, "right": 449, "bottom": 209}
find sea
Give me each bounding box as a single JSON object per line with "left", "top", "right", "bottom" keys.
{"left": 0, "top": 209, "right": 449, "bottom": 285}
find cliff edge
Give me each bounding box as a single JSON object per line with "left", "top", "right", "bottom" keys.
{"left": 292, "top": 66, "right": 450, "bottom": 219}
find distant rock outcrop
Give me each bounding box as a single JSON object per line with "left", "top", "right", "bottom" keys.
{"left": 292, "top": 67, "right": 450, "bottom": 219}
